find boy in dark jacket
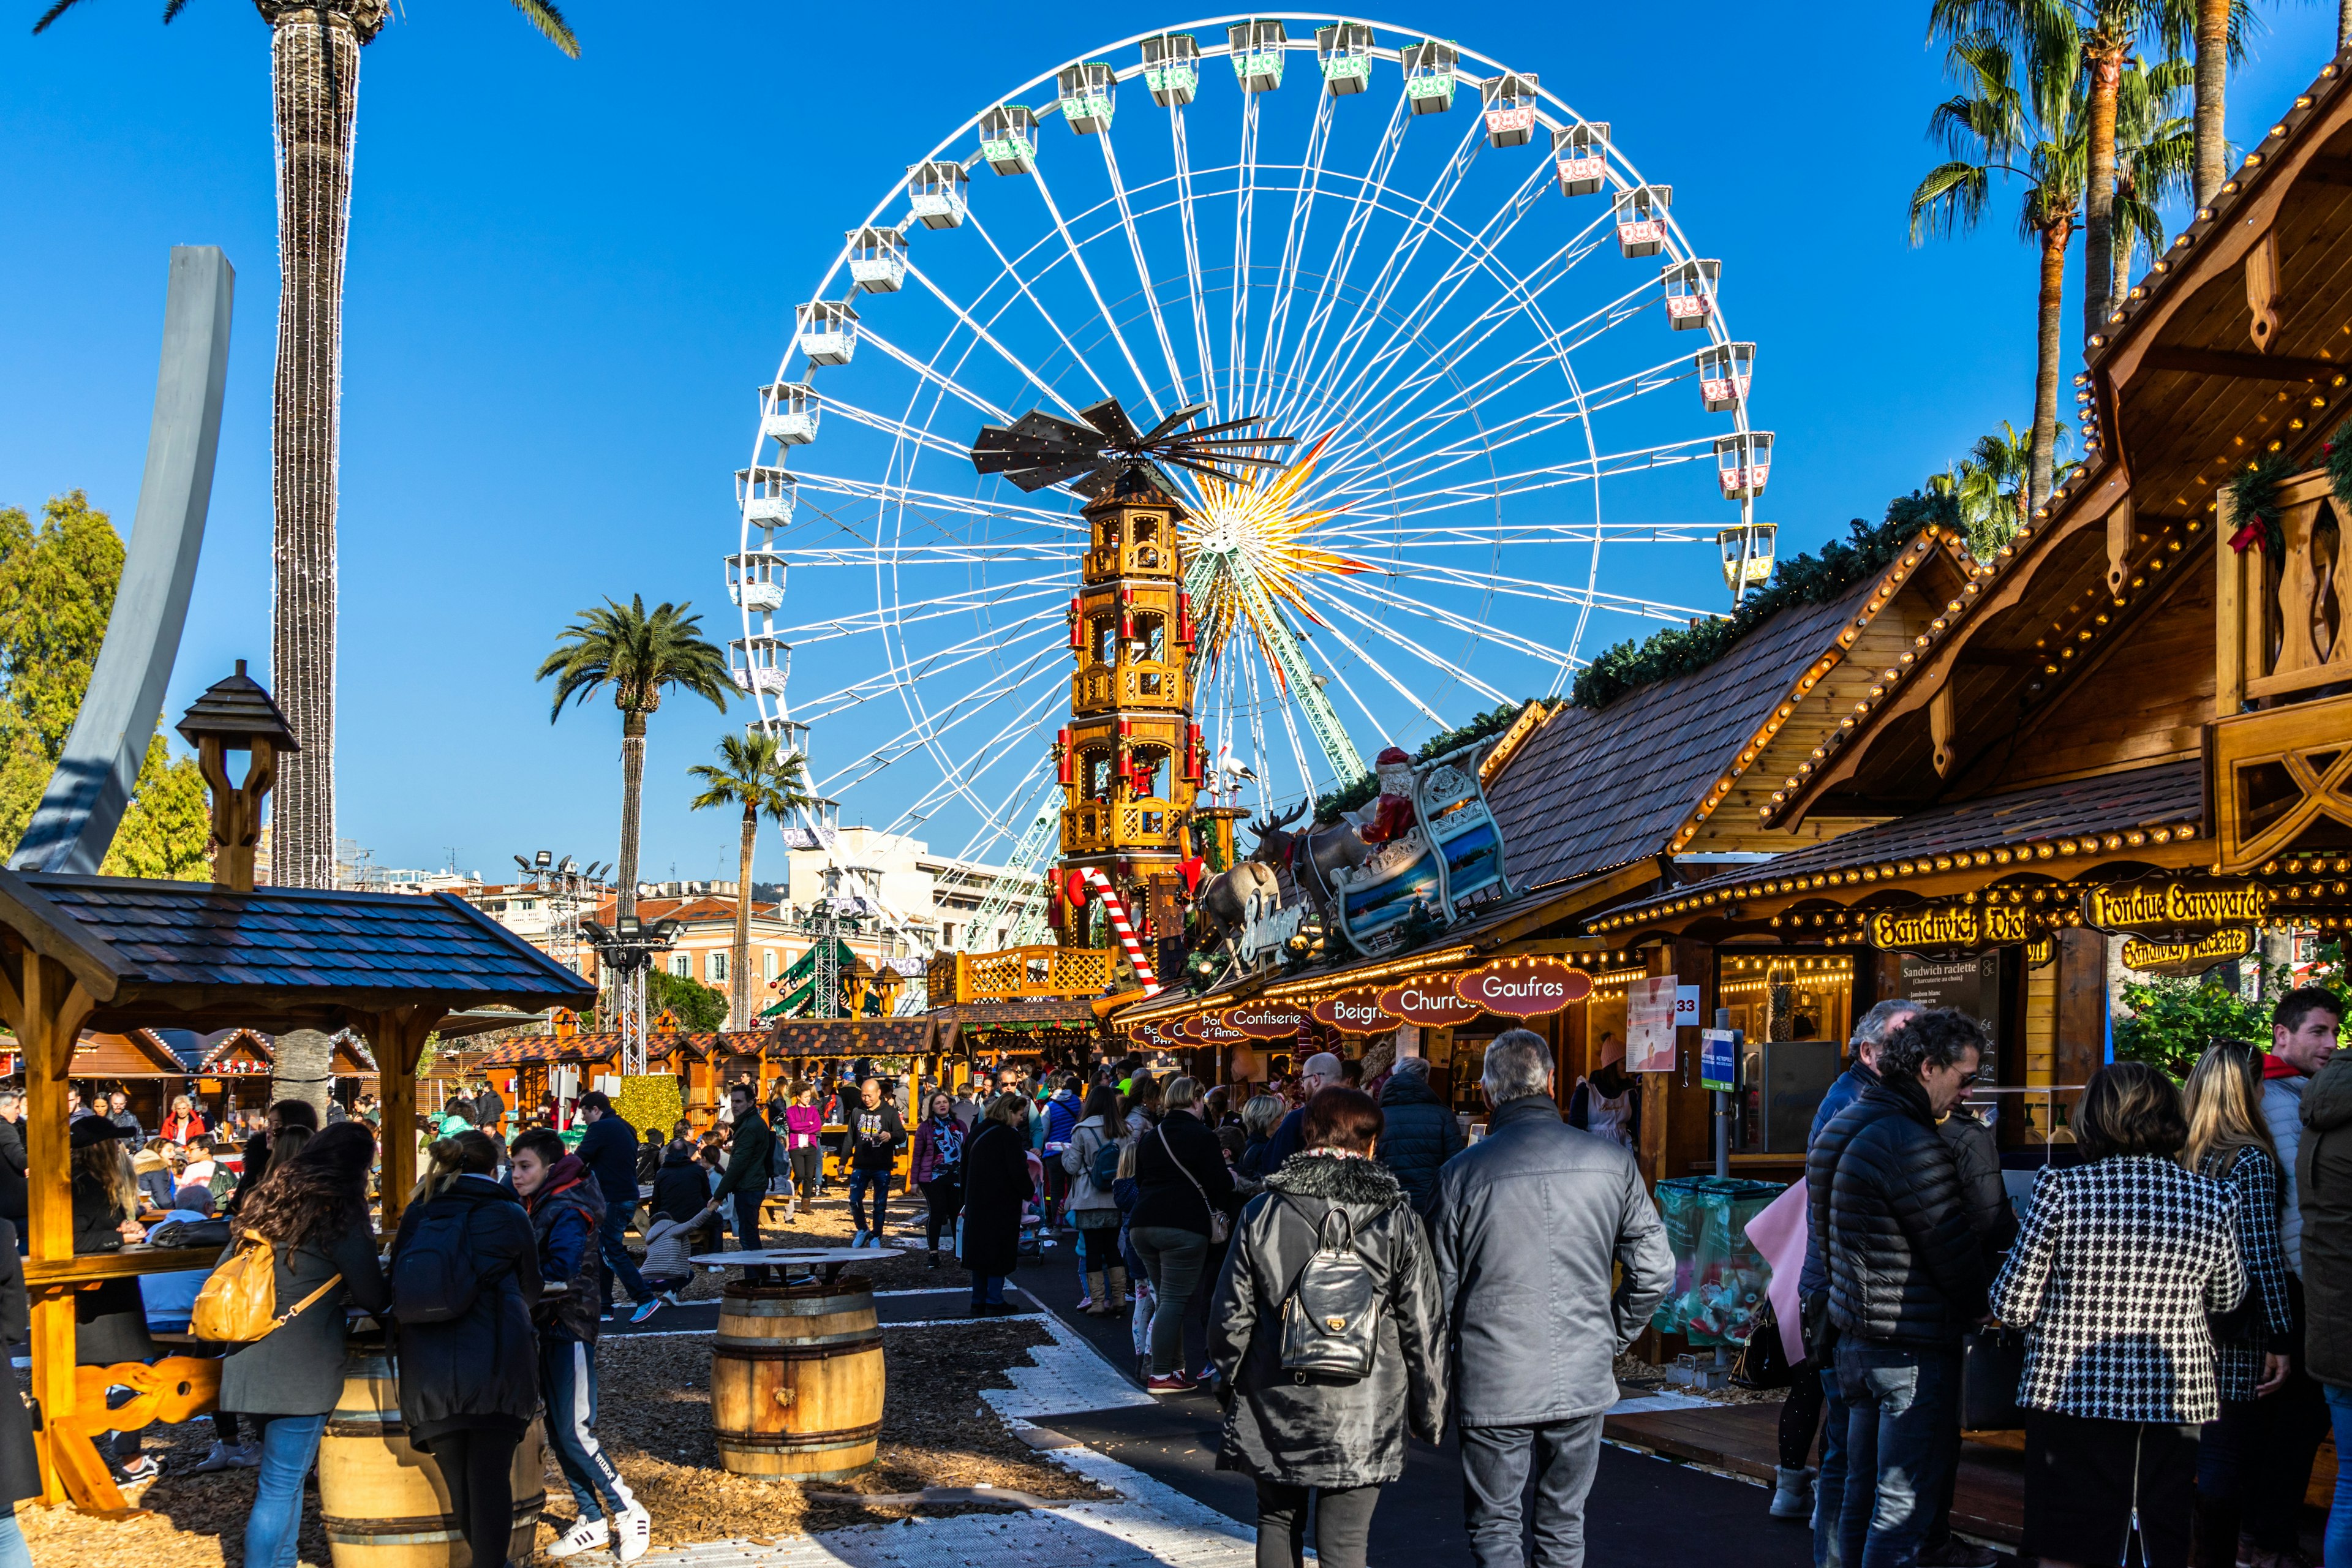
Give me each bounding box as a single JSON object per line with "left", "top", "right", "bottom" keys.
{"left": 1374, "top": 1057, "right": 1464, "bottom": 1215}
{"left": 574, "top": 1093, "right": 658, "bottom": 1322}
{"left": 715, "top": 1085, "right": 776, "bottom": 1283}
{"left": 846, "top": 1079, "right": 905, "bottom": 1249}
{"left": 512, "top": 1128, "right": 652, "bottom": 1564}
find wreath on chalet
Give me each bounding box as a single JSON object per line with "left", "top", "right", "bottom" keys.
{"left": 2226, "top": 451, "right": 2296, "bottom": 556}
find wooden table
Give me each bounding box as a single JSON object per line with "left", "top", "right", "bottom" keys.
{"left": 688, "top": 1246, "right": 901, "bottom": 1285}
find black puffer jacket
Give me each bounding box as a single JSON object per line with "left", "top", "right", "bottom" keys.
{"left": 390, "top": 1175, "right": 543, "bottom": 1447}
{"left": 1809, "top": 1077, "right": 1988, "bottom": 1346}
{"left": 1375, "top": 1073, "right": 1464, "bottom": 1215}
{"left": 1210, "top": 1154, "right": 1446, "bottom": 1488}
{"left": 651, "top": 1147, "right": 713, "bottom": 1224}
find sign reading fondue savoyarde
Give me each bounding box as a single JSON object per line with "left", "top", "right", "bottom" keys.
{"left": 1868, "top": 900, "right": 2041, "bottom": 954}
{"left": 1453, "top": 957, "right": 1593, "bottom": 1017}
{"left": 1221, "top": 1001, "right": 1314, "bottom": 1039}
{"left": 2082, "top": 878, "right": 2271, "bottom": 939}
{"left": 2120, "top": 927, "right": 2256, "bottom": 977}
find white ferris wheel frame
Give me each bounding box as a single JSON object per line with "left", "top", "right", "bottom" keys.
{"left": 736, "top": 12, "right": 1765, "bottom": 906}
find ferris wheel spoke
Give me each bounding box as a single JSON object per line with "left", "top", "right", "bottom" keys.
{"left": 1373, "top": 558, "right": 1710, "bottom": 624}
{"left": 959, "top": 211, "right": 1125, "bottom": 412}
{"left": 780, "top": 472, "right": 1082, "bottom": 536}
{"left": 951, "top": 758, "right": 1060, "bottom": 865}
{"left": 865, "top": 674, "right": 1071, "bottom": 832}
{"left": 1094, "top": 127, "right": 1193, "bottom": 406}
{"left": 795, "top": 614, "right": 1065, "bottom": 722}
{"left": 812, "top": 644, "right": 1066, "bottom": 786}
{"left": 1030, "top": 162, "right": 1165, "bottom": 423}
{"left": 1314, "top": 153, "right": 1558, "bottom": 452}
{"left": 1343, "top": 435, "right": 1717, "bottom": 518}
{"left": 1313, "top": 519, "right": 1716, "bottom": 548}
{"left": 1250, "top": 87, "right": 1337, "bottom": 423}
{"left": 1270, "top": 92, "right": 1414, "bottom": 433}
{"left": 779, "top": 580, "right": 1072, "bottom": 647}
{"left": 1285, "top": 599, "right": 1446, "bottom": 733}
{"left": 1227, "top": 89, "right": 1261, "bottom": 423}
{"left": 1170, "top": 107, "right": 1221, "bottom": 422}
{"left": 1319, "top": 575, "right": 1575, "bottom": 671}
{"left": 830, "top": 337, "right": 1012, "bottom": 433}
{"left": 1283, "top": 110, "right": 1487, "bottom": 440}
{"left": 902, "top": 262, "right": 1093, "bottom": 421}
{"left": 1292, "top": 579, "right": 1509, "bottom": 706}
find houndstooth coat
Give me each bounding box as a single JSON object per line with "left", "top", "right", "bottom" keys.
{"left": 2198, "top": 1144, "right": 2296, "bottom": 1404}
{"left": 1989, "top": 1154, "right": 2246, "bottom": 1425}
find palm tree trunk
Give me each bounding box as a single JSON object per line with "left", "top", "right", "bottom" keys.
{"left": 731, "top": 805, "right": 756, "bottom": 1031}
{"left": 617, "top": 707, "right": 646, "bottom": 922}
{"left": 2194, "top": 0, "right": 2230, "bottom": 206}
{"left": 2343, "top": 0, "right": 2351, "bottom": 47}
{"left": 2084, "top": 44, "right": 2124, "bottom": 344}
{"left": 2110, "top": 206, "right": 2133, "bottom": 312}
{"left": 2030, "top": 217, "right": 2072, "bottom": 513}
{"left": 268, "top": 12, "right": 360, "bottom": 892}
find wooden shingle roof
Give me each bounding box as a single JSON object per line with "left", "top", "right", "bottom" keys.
{"left": 1489, "top": 580, "right": 1877, "bottom": 889}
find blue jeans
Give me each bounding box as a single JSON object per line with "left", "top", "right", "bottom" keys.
{"left": 847, "top": 1168, "right": 889, "bottom": 1236}
{"left": 2323, "top": 1384, "right": 2352, "bottom": 1568}
{"left": 541, "top": 1338, "right": 637, "bottom": 1524}
{"left": 971, "top": 1274, "right": 1008, "bottom": 1306}
{"left": 1835, "top": 1340, "right": 1959, "bottom": 1568}
{"left": 244, "top": 1412, "right": 328, "bottom": 1568}
{"left": 0, "top": 1515, "right": 26, "bottom": 1568}
{"left": 1813, "top": 1363, "right": 1850, "bottom": 1568}
{"left": 598, "top": 1205, "right": 650, "bottom": 1308}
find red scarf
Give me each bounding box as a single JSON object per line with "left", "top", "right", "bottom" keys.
{"left": 2263, "top": 1051, "right": 2305, "bottom": 1080}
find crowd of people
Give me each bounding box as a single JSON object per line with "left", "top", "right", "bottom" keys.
{"left": 1777, "top": 987, "right": 2350, "bottom": 1568}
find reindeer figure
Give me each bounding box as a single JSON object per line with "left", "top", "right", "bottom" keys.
{"left": 1245, "top": 801, "right": 1373, "bottom": 910}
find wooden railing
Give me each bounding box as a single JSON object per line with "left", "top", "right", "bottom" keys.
{"left": 2214, "top": 468, "right": 2352, "bottom": 871}
{"left": 933, "top": 945, "right": 1116, "bottom": 1005}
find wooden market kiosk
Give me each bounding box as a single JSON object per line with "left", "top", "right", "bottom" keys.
{"left": 3, "top": 664, "right": 595, "bottom": 1513}
{"left": 1569, "top": 42, "right": 2352, "bottom": 1156}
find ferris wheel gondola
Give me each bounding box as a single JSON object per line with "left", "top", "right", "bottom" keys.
{"left": 729, "top": 14, "right": 1776, "bottom": 933}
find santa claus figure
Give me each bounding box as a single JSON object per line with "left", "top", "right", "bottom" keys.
{"left": 1354, "top": 745, "right": 1419, "bottom": 845}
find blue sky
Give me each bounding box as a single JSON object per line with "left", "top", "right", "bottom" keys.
{"left": 2, "top": 1, "right": 2343, "bottom": 884}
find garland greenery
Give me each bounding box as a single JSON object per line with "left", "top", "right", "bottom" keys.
{"left": 2225, "top": 450, "right": 2296, "bottom": 557}
{"left": 2328, "top": 414, "right": 2352, "bottom": 518}
{"left": 1567, "top": 490, "right": 1959, "bottom": 713}
{"left": 1310, "top": 698, "right": 1537, "bottom": 821}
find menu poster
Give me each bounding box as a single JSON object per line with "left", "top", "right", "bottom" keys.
{"left": 1627, "top": 974, "right": 1679, "bottom": 1074}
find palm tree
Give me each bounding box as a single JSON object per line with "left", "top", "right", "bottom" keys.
{"left": 688, "top": 733, "right": 816, "bottom": 1031}
{"left": 2185, "top": 1, "right": 2255, "bottom": 205}
{"left": 2109, "top": 55, "right": 2198, "bottom": 303}
{"left": 1933, "top": 0, "right": 2169, "bottom": 341}
{"left": 1911, "top": 31, "right": 2086, "bottom": 513}
{"left": 539, "top": 597, "right": 731, "bottom": 927}
{"left": 1958, "top": 423, "right": 2037, "bottom": 555}
{"left": 36, "top": 0, "right": 579, "bottom": 894}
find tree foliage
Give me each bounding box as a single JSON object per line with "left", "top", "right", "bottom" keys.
{"left": 0, "top": 493, "right": 210, "bottom": 876}
{"left": 646, "top": 967, "right": 729, "bottom": 1033}
{"left": 1568, "top": 491, "right": 1960, "bottom": 714}
{"left": 2114, "top": 955, "right": 2352, "bottom": 1080}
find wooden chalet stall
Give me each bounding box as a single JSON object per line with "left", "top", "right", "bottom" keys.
{"left": 1574, "top": 45, "right": 2352, "bottom": 1159}
{"left": 1109, "top": 533, "right": 1999, "bottom": 1185}
{"left": 926, "top": 944, "right": 1119, "bottom": 1079}
{"left": 477, "top": 1028, "right": 722, "bottom": 1127}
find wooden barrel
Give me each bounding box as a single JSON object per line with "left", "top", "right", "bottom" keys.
{"left": 710, "top": 1275, "right": 884, "bottom": 1479}
{"left": 317, "top": 1350, "right": 548, "bottom": 1568}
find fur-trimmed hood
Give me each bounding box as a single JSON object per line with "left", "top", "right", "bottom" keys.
{"left": 1265, "top": 1151, "right": 1404, "bottom": 1208}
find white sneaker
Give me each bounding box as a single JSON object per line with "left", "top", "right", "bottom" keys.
{"left": 616, "top": 1504, "right": 653, "bottom": 1564}
{"left": 548, "top": 1517, "right": 610, "bottom": 1560}
{"left": 232, "top": 1437, "right": 262, "bottom": 1468}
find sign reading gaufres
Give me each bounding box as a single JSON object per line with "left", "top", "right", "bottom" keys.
{"left": 1868, "top": 901, "right": 2040, "bottom": 954}
{"left": 2083, "top": 879, "right": 2271, "bottom": 940}
{"left": 1452, "top": 957, "right": 1593, "bottom": 1017}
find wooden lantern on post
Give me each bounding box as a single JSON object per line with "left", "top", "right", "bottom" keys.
{"left": 175, "top": 660, "right": 298, "bottom": 893}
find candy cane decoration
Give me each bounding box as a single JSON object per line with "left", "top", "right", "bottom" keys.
{"left": 1082, "top": 866, "right": 1161, "bottom": 996}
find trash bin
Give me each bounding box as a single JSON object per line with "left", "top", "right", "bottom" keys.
{"left": 1651, "top": 1175, "right": 1783, "bottom": 1345}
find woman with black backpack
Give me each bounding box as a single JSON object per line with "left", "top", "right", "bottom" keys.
{"left": 1060, "top": 1085, "right": 1127, "bottom": 1314}
{"left": 217, "top": 1121, "right": 390, "bottom": 1568}
{"left": 386, "top": 1131, "right": 544, "bottom": 1568}
{"left": 1208, "top": 1086, "right": 1447, "bottom": 1568}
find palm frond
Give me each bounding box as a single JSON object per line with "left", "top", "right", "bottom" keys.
{"left": 538, "top": 594, "right": 729, "bottom": 722}
{"left": 1911, "top": 162, "right": 1996, "bottom": 242}
{"left": 160, "top": 0, "right": 189, "bottom": 21}
{"left": 31, "top": 0, "right": 91, "bottom": 34}
{"left": 506, "top": 0, "right": 579, "bottom": 58}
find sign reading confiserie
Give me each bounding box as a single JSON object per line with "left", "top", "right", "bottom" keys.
{"left": 1221, "top": 1001, "right": 1314, "bottom": 1039}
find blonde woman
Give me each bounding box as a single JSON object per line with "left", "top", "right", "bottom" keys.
{"left": 2182, "top": 1041, "right": 2295, "bottom": 1564}
{"left": 386, "top": 1132, "right": 546, "bottom": 1568}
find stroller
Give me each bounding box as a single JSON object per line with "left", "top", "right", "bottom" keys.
{"left": 1017, "top": 1148, "right": 1055, "bottom": 1262}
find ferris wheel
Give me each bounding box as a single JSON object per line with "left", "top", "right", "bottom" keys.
{"left": 729, "top": 13, "right": 1773, "bottom": 905}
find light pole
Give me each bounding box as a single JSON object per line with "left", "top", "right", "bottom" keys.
{"left": 513, "top": 851, "right": 609, "bottom": 1031}
{"left": 582, "top": 911, "right": 680, "bottom": 1075}
{"left": 794, "top": 866, "right": 866, "bottom": 1019}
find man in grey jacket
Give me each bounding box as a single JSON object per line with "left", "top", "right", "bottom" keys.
{"left": 1430, "top": 1028, "right": 1675, "bottom": 1568}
